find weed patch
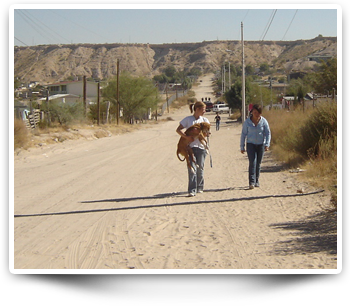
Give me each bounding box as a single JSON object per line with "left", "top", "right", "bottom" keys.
{"left": 264, "top": 102, "right": 337, "bottom": 208}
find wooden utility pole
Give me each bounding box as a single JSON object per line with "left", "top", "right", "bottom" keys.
{"left": 166, "top": 83, "right": 169, "bottom": 113}
{"left": 83, "top": 76, "right": 87, "bottom": 117}
{"left": 116, "top": 59, "right": 120, "bottom": 125}
{"left": 241, "top": 22, "right": 246, "bottom": 122}
{"left": 97, "top": 82, "right": 100, "bottom": 125}
{"left": 106, "top": 101, "right": 110, "bottom": 124}
{"left": 46, "top": 89, "right": 51, "bottom": 127}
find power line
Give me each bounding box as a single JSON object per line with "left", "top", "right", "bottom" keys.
{"left": 24, "top": 10, "right": 71, "bottom": 44}
{"left": 260, "top": 9, "right": 277, "bottom": 41}
{"left": 16, "top": 10, "right": 55, "bottom": 44}
{"left": 281, "top": 9, "right": 298, "bottom": 41}
{"left": 16, "top": 10, "right": 72, "bottom": 45}
{"left": 14, "top": 36, "right": 29, "bottom": 46}
{"left": 242, "top": 10, "right": 249, "bottom": 21}
{"left": 50, "top": 10, "right": 110, "bottom": 42}
{"left": 259, "top": 10, "right": 274, "bottom": 40}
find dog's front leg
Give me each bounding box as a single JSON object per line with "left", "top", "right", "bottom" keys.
{"left": 198, "top": 134, "right": 208, "bottom": 147}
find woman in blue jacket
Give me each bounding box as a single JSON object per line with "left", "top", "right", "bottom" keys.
{"left": 240, "top": 104, "right": 271, "bottom": 189}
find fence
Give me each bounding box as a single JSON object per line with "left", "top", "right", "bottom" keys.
{"left": 25, "top": 110, "right": 41, "bottom": 129}
{"left": 160, "top": 90, "right": 188, "bottom": 115}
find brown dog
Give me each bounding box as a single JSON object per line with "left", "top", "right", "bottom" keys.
{"left": 177, "top": 122, "right": 211, "bottom": 172}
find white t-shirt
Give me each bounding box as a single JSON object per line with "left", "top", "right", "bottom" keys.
{"left": 179, "top": 115, "right": 210, "bottom": 149}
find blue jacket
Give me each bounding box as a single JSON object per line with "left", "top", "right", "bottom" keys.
{"left": 240, "top": 116, "right": 271, "bottom": 151}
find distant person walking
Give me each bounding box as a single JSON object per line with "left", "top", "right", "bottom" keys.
{"left": 240, "top": 104, "right": 271, "bottom": 189}
{"left": 214, "top": 112, "right": 221, "bottom": 131}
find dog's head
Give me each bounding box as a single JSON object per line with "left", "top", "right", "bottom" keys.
{"left": 200, "top": 122, "right": 211, "bottom": 137}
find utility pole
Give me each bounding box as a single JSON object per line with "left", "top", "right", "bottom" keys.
{"left": 166, "top": 83, "right": 169, "bottom": 113}
{"left": 241, "top": 22, "right": 246, "bottom": 122}
{"left": 46, "top": 89, "right": 51, "bottom": 127}
{"left": 223, "top": 61, "right": 226, "bottom": 93}
{"left": 97, "top": 82, "right": 100, "bottom": 125}
{"left": 228, "top": 61, "right": 231, "bottom": 89}
{"left": 83, "top": 76, "right": 87, "bottom": 117}
{"left": 116, "top": 59, "right": 120, "bottom": 125}
{"left": 221, "top": 66, "right": 224, "bottom": 94}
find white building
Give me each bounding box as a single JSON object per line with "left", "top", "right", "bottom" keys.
{"left": 46, "top": 80, "right": 99, "bottom": 103}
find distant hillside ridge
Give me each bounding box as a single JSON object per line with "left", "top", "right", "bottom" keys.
{"left": 14, "top": 36, "right": 337, "bottom": 84}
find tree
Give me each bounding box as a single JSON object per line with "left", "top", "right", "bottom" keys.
{"left": 153, "top": 74, "right": 169, "bottom": 83}
{"left": 286, "top": 78, "right": 310, "bottom": 103}
{"left": 164, "top": 66, "right": 177, "bottom": 79}
{"left": 225, "top": 78, "right": 272, "bottom": 115}
{"left": 102, "top": 72, "right": 160, "bottom": 124}
{"left": 312, "top": 57, "right": 337, "bottom": 93}
{"left": 259, "top": 62, "right": 270, "bottom": 73}
{"left": 225, "top": 80, "right": 243, "bottom": 112}
{"left": 245, "top": 65, "right": 255, "bottom": 76}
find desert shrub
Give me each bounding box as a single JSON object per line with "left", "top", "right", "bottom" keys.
{"left": 42, "top": 102, "right": 85, "bottom": 126}
{"left": 264, "top": 102, "right": 337, "bottom": 164}
{"left": 264, "top": 102, "right": 337, "bottom": 208}
{"left": 14, "top": 119, "right": 29, "bottom": 150}
{"left": 297, "top": 102, "right": 337, "bottom": 159}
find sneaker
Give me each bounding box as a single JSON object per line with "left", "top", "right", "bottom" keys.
{"left": 255, "top": 182, "right": 260, "bottom": 187}
{"left": 249, "top": 185, "right": 255, "bottom": 189}
{"left": 197, "top": 190, "right": 203, "bottom": 194}
{"left": 188, "top": 193, "right": 195, "bottom": 197}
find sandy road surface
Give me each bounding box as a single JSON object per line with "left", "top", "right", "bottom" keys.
{"left": 13, "top": 74, "right": 337, "bottom": 271}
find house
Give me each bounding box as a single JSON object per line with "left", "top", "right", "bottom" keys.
{"left": 38, "top": 94, "right": 82, "bottom": 105}
{"left": 45, "top": 80, "right": 99, "bottom": 104}
{"left": 307, "top": 54, "right": 333, "bottom": 63}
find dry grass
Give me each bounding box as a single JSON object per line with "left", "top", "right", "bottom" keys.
{"left": 14, "top": 119, "right": 146, "bottom": 151}
{"left": 14, "top": 119, "right": 29, "bottom": 150}
{"left": 264, "top": 102, "right": 337, "bottom": 209}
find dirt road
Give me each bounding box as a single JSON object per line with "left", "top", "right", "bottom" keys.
{"left": 12, "top": 74, "right": 337, "bottom": 271}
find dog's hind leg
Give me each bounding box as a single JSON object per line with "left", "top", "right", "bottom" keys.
{"left": 188, "top": 147, "right": 199, "bottom": 170}
{"left": 185, "top": 156, "right": 196, "bottom": 173}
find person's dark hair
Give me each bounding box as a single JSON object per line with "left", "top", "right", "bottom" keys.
{"left": 252, "top": 104, "right": 263, "bottom": 114}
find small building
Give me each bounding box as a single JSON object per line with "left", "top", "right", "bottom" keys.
{"left": 307, "top": 54, "right": 333, "bottom": 63}
{"left": 45, "top": 80, "right": 99, "bottom": 103}
{"left": 38, "top": 94, "right": 83, "bottom": 105}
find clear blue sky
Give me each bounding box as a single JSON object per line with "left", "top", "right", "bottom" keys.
{"left": 11, "top": 4, "right": 339, "bottom": 47}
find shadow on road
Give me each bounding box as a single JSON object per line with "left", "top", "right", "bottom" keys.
{"left": 269, "top": 210, "right": 337, "bottom": 256}
{"left": 14, "top": 189, "right": 325, "bottom": 218}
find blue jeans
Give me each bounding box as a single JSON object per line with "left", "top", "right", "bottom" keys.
{"left": 246, "top": 143, "right": 265, "bottom": 185}
{"left": 188, "top": 147, "right": 207, "bottom": 195}
{"left": 216, "top": 121, "right": 220, "bottom": 130}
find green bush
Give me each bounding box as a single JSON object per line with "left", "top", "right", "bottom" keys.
{"left": 41, "top": 102, "right": 85, "bottom": 126}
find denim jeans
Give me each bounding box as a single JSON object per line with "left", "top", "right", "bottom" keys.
{"left": 246, "top": 143, "right": 265, "bottom": 185}
{"left": 216, "top": 121, "right": 220, "bottom": 130}
{"left": 188, "top": 147, "right": 207, "bottom": 195}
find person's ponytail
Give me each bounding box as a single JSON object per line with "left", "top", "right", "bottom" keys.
{"left": 190, "top": 101, "right": 206, "bottom": 113}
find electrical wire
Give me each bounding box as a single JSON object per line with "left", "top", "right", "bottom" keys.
{"left": 14, "top": 36, "right": 29, "bottom": 46}
{"left": 260, "top": 9, "right": 277, "bottom": 41}
{"left": 23, "top": 10, "right": 71, "bottom": 44}
{"left": 16, "top": 10, "right": 55, "bottom": 44}
{"left": 281, "top": 9, "right": 298, "bottom": 41}
{"left": 50, "top": 10, "right": 110, "bottom": 42}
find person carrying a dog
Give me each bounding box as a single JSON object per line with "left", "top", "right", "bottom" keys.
{"left": 176, "top": 101, "right": 210, "bottom": 197}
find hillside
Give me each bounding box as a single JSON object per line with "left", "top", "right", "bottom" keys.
{"left": 14, "top": 36, "right": 337, "bottom": 84}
